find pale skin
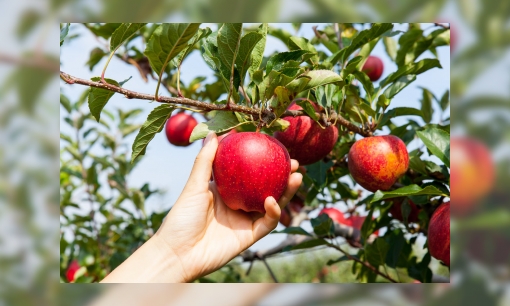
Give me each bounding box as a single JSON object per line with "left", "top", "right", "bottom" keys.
{"left": 102, "top": 132, "right": 303, "bottom": 283}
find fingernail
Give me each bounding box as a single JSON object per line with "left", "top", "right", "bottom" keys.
{"left": 203, "top": 132, "right": 214, "bottom": 147}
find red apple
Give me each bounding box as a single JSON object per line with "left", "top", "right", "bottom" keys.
{"left": 319, "top": 207, "right": 347, "bottom": 225}
{"left": 348, "top": 135, "right": 409, "bottom": 192}
{"left": 450, "top": 137, "right": 494, "bottom": 215}
{"left": 279, "top": 196, "right": 304, "bottom": 227}
{"left": 361, "top": 56, "right": 384, "bottom": 81}
{"left": 274, "top": 103, "right": 338, "bottom": 165}
{"left": 428, "top": 202, "right": 450, "bottom": 266}
{"left": 66, "top": 260, "right": 80, "bottom": 282}
{"left": 390, "top": 198, "right": 421, "bottom": 223}
{"left": 165, "top": 113, "right": 198, "bottom": 146}
{"left": 213, "top": 132, "right": 291, "bottom": 213}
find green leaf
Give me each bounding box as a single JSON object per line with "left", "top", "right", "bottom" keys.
{"left": 272, "top": 227, "right": 311, "bottom": 236}
{"left": 267, "top": 26, "right": 292, "bottom": 46}
{"left": 378, "top": 107, "right": 423, "bottom": 127}
{"left": 384, "top": 229, "right": 412, "bottom": 268}
{"left": 131, "top": 104, "right": 174, "bottom": 163}
{"left": 85, "top": 23, "right": 121, "bottom": 39}
{"left": 85, "top": 47, "right": 106, "bottom": 71}
{"left": 420, "top": 88, "right": 434, "bottom": 123}
{"left": 371, "top": 185, "right": 447, "bottom": 203}
{"left": 439, "top": 90, "right": 450, "bottom": 111}
{"left": 383, "top": 75, "right": 416, "bottom": 99}
{"left": 248, "top": 23, "right": 267, "bottom": 77}
{"left": 287, "top": 70, "right": 343, "bottom": 93}
{"left": 60, "top": 23, "right": 70, "bottom": 46}
{"left": 325, "top": 23, "right": 394, "bottom": 66}
{"left": 311, "top": 213, "right": 335, "bottom": 236}
{"left": 353, "top": 71, "right": 375, "bottom": 100}
{"left": 145, "top": 23, "right": 201, "bottom": 77}
{"left": 217, "top": 23, "right": 243, "bottom": 74}
{"left": 383, "top": 36, "right": 397, "bottom": 61}
{"left": 131, "top": 190, "right": 145, "bottom": 211}
{"left": 296, "top": 99, "right": 319, "bottom": 121}
{"left": 189, "top": 111, "right": 248, "bottom": 142}
{"left": 327, "top": 256, "right": 351, "bottom": 266}
{"left": 235, "top": 31, "right": 264, "bottom": 83}
{"left": 88, "top": 77, "right": 120, "bottom": 122}
{"left": 288, "top": 36, "right": 319, "bottom": 64}
{"left": 265, "top": 50, "right": 313, "bottom": 74}
{"left": 60, "top": 133, "right": 73, "bottom": 144}
{"left": 60, "top": 93, "right": 72, "bottom": 113}
{"left": 270, "top": 86, "right": 292, "bottom": 119}
{"left": 306, "top": 160, "right": 334, "bottom": 191}
{"left": 365, "top": 237, "right": 390, "bottom": 267}
{"left": 315, "top": 84, "right": 337, "bottom": 109}
{"left": 173, "top": 28, "right": 211, "bottom": 67}
{"left": 380, "top": 59, "right": 442, "bottom": 87}
{"left": 110, "top": 23, "right": 146, "bottom": 52}
{"left": 395, "top": 29, "right": 423, "bottom": 67}
{"left": 416, "top": 126, "right": 450, "bottom": 167}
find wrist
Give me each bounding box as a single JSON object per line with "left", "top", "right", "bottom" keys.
{"left": 101, "top": 234, "right": 190, "bottom": 283}
{"left": 149, "top": 233, "right": 192, "bottom": 283}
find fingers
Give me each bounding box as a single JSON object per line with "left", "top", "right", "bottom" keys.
{"left": 183, "top": 132, "right": 218, "bottom": 193}
{"left": 290, "top": 159, "right": 299, "bottom": 173}
{"left": 278, "top": 172, "right": 303, "bottom": 208}
{"left": 252, "top": 196, "right": 280, "bottom": 241}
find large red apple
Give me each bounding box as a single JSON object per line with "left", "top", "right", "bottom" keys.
{"left": 428, "top": 202, "right": 450, "bottom": 266}
{"left": 213, "top": 132, "right": 291, "bottom": 213}
{"left": 361, "top": 56, "right": 384, "bottom": 81}
{"left": 66, "top": 260, "right": 81, "bottom": 282}
{"left": 165, "top": 112, "right": 198, "bottom": 146}
{"left": 348, "top": 135, "right": 409, "bottom": 192}
{"left": 390, "top": 198, "right": 421, "bottom": 223}
{"left": 319, "top": 207, "right": 347, "bottom": 225}
{"left": 274, "top": 103, "right": 338, "bottom": 165}
{"left": 279, "top": 196, "right": 304, "bottom": 227}
{"left": 450, "top": 137, "right": 494, "bottom": 215}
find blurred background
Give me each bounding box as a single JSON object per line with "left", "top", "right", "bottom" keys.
{"left": 1, "top": 0, "right": 510, "bottom": 305}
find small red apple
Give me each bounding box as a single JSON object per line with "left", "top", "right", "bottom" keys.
{"left": 390, "top": 198, "right": 421, "bottom": 223}
{"left": 347, "top": 215, "right": 379, "bottom": 236}
{"left": 319, "top": 207, "right": 347, "bottom": 225}
{"left": 428, "top": 202, "right": 450, "bottom": 266}
{"left": 361, "top": 56, "right": 384, "bottom": 81}
{"left": 66, "top": 260, "right": 81, "bottom": 282}
{"left": 450, "top": 137, "right": 494, "bottom": 215}
{"left": 274, "top": 103, "right": 338, "bottom": 165}
{"left": 348, "top": 135, "right": 409, "bottom": 192}
{"left": 165, "top": 112, "right": 198, "bottom": 147}
{"left": 213, "top": 132, "right": 291, "bottom": 213}
{"left": 280, "top": 196, "right": 305, "bottom": 227}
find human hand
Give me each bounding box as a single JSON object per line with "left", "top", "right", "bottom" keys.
{"left": 102, "top": 132, "right": 302, "bottom": 283}
{"left": 155, "top": 132, "right": 303, "bottom": 281}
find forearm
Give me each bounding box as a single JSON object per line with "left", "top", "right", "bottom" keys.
{"left": 101, "top": 234, "right": 189, "bottom": 283}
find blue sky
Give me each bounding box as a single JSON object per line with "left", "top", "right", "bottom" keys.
{"left": 60, "top": 23, "right": 450, "bottom": 251}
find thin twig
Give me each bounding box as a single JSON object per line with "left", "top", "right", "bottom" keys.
{"left": 262, "top": 258, "right": 279, "bottom": 283}
{"left": 326, "top": 242, "right": 399, "bottom": 283}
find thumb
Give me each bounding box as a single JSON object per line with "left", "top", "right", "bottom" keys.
{"left": 183, "top": 132, "right": 218, "bottom": 192}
